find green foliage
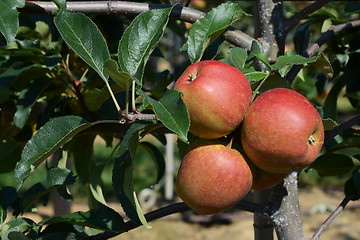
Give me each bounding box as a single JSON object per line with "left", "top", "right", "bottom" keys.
{"left": 1, "top": 0, "right": 360, "bottom": 238}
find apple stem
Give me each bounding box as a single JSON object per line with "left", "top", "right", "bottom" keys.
{"left": 226, "top": 136, "right": 234, "bottom": 149}
{"left": 188, "top": 74, "right": 197, "bottom": 82}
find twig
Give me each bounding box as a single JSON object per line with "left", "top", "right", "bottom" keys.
{"left": 310, "top": 194, "right": 354, "bottom": 240}
{"left": 22, "top": 1, "right": 255, "bottom": 50}
{"left": 89, "top": 200, "right": 268, "bottom": 240}
{"left": 286, "top": 20, "right": 360, "bottom": 84}
{"left": 324, "top": 114, "right": 360, "bottom": 144}
{"left": 126, "top": 113, "right": 157, "bottom": 122}
{"left": 283, "top": 0, "right": 331, "bottom": 32}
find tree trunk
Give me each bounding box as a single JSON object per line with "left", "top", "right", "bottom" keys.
{"left": 252, "top": 1, "right": 306, "bottom": 240}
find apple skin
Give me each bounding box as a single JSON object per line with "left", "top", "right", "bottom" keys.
{"left": 248, "top": 161, "right": 288, "bottom": 190}
{"left": 176, "top": 139, "right": 253, "bottom": 215}
{"left": 241, "top": 88, "right": 324, "bottom": 174}
{"left": 174, "top": 60, "right": 251, "bottom": 139}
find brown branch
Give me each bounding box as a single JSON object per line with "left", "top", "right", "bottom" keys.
{"left": 22, "top": 1, "right": 255, "bottom": 50}
{"left": 89, "top": 200, "right": 268, "bottom": 240}
{"left": 283, "top": 0, "right": 331, "bottom": 32}
{"left": 310, "top": 194, "right": 355, "bottom": 240}
{"left": 324, "top": 114, "right": 360, "bottom": 144}
{"left": 286, "top": 20, "right": 360, "bottom": 84}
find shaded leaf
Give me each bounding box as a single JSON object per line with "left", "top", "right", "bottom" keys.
{"left": 294, "top": 20, "right": 312, "bottom": 54}
{"left": 309, "top": 153, "right": 355, "bottom": 177}
{"left": 15, "top": 116, "right": 119, "bottom": 189}
{"left": 186, "top": 2, "right": 248, "bottom": 63}
{"left": 141, "top": 89, "right": 190, "bottom": 142}
{"left": 0, "top": 141, "right": 22, "bottom": 173}
{"left": 103, "top": 59, "right": 131, "bottom": 90}
{"left": 309, "top": 52, "right": 334, "bottom": 79}
{"left": 84, "top": 84, "right": 124, "bottom": 111}
{"left": 112, "top": 122, "right": 157, "bottom": 229}
{"left": 39, "top": 204, "right": 124, "bottom": 232}
{"left": 14, "top": 77, "right": 51, "bottom": 129}
{"left": 118, "top": 7, "right": 173, "bottom": 85}
{"left": 140, "top": 142, "right": 165, "bottom": 184}
{"left": 54, "top": 11, "right": 110, "bottom": 81}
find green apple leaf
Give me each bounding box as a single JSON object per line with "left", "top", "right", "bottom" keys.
{"left": 0, "top": 0, "right": 25, "bottom": 44}
{"left": 84, "top": 84, "right": 124, "bottom": 111}
{"left": 14, "top": 77, "right": 51, "bottom": 129}
{"left": 54, "top": 11, "right": 110, "bottom": 81}
{"left": 20, "top": 168, "right": 76, "bottom": 213}
{"left": 39, "top": 204, "right": 125, "bottom": 232}
{"left": 52, "top": 0, "right": 67, "bottom": 11}
{"left": 103, "top": 59, "right": 132, "bottom": 90}
{"left": 186, "top": 2, "right": 249, "bottom": 63}
{"left": 309, "top": 153, "right": 355, "bottom": 177}
{"left": 228, "top": 47, "right": 248, "bottom": 69}
{"left": 271, "top": 52, "right": 317, "bottom": 71}
{"left": 140, "top": 89, "right": 190, "bottom": 142}
{"left": 293, "top": 20, "right": 312, "bottom": 54}
{"left": 308, "top": 52, "right": 334, "bottom": 79}
{"left": 14, "top": 116, "right": 119, "bottom": 189}
{"left": 112, "top": 121, "right": 160, "bottom": 229}
{"left": 140, "top": 142, "right": 165, "bottom": 184}
{"left": 0, "top": 187, "right": 17, "bottom": 224}
{"left": 0, "top": 141, "right": 22, "bottom": 173}
{"left": 345, "top": 167, "right": 360, "bottom": 200}
{"left": 118, "top": 6, "right": 174, "bottom": 86}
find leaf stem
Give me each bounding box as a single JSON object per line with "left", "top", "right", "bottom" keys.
{"left": 104, "top": 80, "right": 123, "bottom": 117}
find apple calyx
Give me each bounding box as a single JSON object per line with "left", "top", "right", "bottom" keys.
{"left": 308, "top": 135, "right": 316, "bottom": 145}
{"left": 187, "top": 73, "right": 198, "bottom": 82}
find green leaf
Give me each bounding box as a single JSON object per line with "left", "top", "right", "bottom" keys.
{"left": 322, "top": 118, "right": 337, "bottom": 131}
{"left": 228, "top": 47, "right": 248, "bottom": 69}
{"left": 118, "top": 7, "right": 173, "bottom": 85}
{"left": 14, "top": 116, "right": 119, "bottom": 189}
{"left": 0, "top": 141, "right": 22, "bottom": 173}
{"left": 327, "top": 137, "right": 360, "bottom": 153}
{"left": 186, "top": 2, "right": 248, "bottom": 63}
{"left": 141, "top": 89, "right": 190, "bottom": 142}
{"left": 113, "top": 122, "right": 157, "bottom": 229}
{"left": 0, "top": 86, "right": 13, "bottom": 104}
{"left": 243, "top": 69, "right": 268, "bottom": 82}
{"left": 271, "top": 53, "right": 317, "bottom": 71}
{"left": 308, "top": 52, "right": 334, "bottom": 79}
{"left": 39, "top": 204, "right": 124, "bottom": 232}
{"left": 20, "top": 168, "right": 76, "bottom": 213}
{"left": 52, "top": 0, "right": 67, "bottom": 11}
{"left": 84, "top": 84, "right": 124, "bottom": 112}
{"left": 140, "top": 142, "right": 165, "bottom": 184}
{"left": 323, "top": 79, "right": 345, "bottom": 121}
{"left": 0, "top": 0, "right": 25, "bottom": 44}
{"left": 345, "top": 167, "right": 360, "bottom": 200}
{"left": 309, "top": 154, "right": 355, "bottom": 177}
{"left": 54, "top": 11, "right": 110, "bottom": 81}
{"left": 103, "top": 59, "right": 132, "bottom": 90}
{"left": 0, "top": 187, "right": 17, "bottom": 224}
{"left": 293, "top": 20, "right": 312, "bottom": 54}
{"left": 14, "top": 77, "right": 51, "bottom": 129}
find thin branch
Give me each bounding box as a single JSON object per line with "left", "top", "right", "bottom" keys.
{"left": 283, "top": 0, "right": 331, "bottom": 32}
{"left": 286, "top": 20, "right": 360, "bottom": 84}
{"left": 324, "top": 114, "right": 360, "bottom": 144}
{"left": 23, "top": 1, "right": 255, "bottom": 50}
{"left": 310, "top": 194, "right": 354, "bottom": 240}
{"left": 90, "top": 200, "right": 268, "bottom": 240}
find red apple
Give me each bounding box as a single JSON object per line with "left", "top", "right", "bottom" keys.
{"left": 174, "top": 60, "right": 251, "bottom": 139}
{"left": 241, "top": 88, "right": 324, "bottom": 174}
{"left": 176, "top": 139, "right": 253, "bottom": 215}
{"left": 249, "top": 162, "right": 288, "bottom": 190}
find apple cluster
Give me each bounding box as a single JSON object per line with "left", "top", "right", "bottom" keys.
{"left": 174, "top": 60, "right": 324, "bottom": 215}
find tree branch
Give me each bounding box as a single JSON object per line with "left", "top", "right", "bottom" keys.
{"left": 310, "top": 194, "right": 354, "bottom": 240}
{"left": 324, "top": 114, "right": 360, "bottom": 144}
{"left": 89, "top": 200, "right": 268, "bottom": 240}
{"left": 286, "top": 20, "right": 360, "bottom": 84}
{"left": 23, "top": 1, "right": 255, "bottom": 50}
{"left": 283, "top": 0, "right": 331, "bottom": 32}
